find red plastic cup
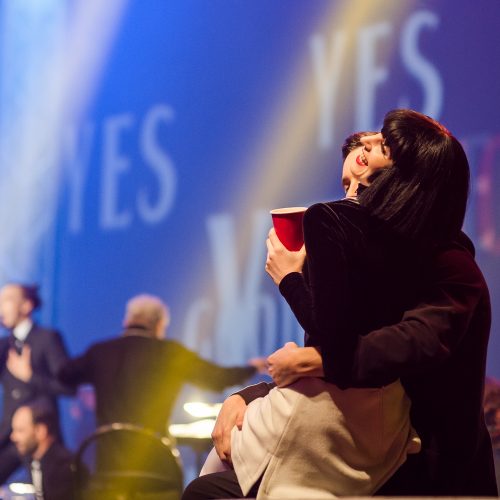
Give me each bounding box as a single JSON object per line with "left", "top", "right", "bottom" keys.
{"left": 270, "top": 207, "right": 307, "bottom": 251}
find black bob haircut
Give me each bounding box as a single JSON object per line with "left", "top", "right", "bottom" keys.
{"left": 358, "top": 109, "right": 470, "bottom": 246}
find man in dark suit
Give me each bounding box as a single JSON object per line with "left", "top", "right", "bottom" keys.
{"left": 0, "top": 283, "right": 73, "bottom": 484}
{"left": 10, "top": 400, "right": 76, "bottom": 500}
{"left": 59, "top": 293, "right": 264, "bottom": 439}
{"left": 59, "top": 294, "right": 264, "bottom": 490}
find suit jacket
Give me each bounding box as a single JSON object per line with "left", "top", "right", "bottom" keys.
{"left": 59, "top": 329, "right": 256, "bottom": 434}
{"left": 30, "top": 441, "right": 76, "bottom": 500}
{"left": 0, "top": 324, "right": 73, "bottom": 444}
{"left": 238, "top": 201, "right": 497, "bottom": 496}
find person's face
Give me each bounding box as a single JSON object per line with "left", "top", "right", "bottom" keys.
{"left": 342, "top": 146, "right": 364, "bottom": 198}
{"left": 0, "top": 285, "right": 33, "bottom": 329}
{"left": 356, "top": 132, "right": 393, "bottom": 174}
{"left": 10, "top": 407, "right": 39, "bottom": 458}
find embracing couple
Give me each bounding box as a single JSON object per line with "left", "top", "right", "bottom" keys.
{"left": 184, "top": 109, "right": 497, "bottom": 499}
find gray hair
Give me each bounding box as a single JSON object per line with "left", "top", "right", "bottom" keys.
{"left": 123, "top": 294, "right": 170, "bottom": 335}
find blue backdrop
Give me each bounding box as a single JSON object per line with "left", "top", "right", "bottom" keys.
{"left": 0, "top": 0, "right": 499, "bottom": 481}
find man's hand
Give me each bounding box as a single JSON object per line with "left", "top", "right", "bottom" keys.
{"left": 268, "top": 343, "right": 324, "bottom": 387}
{"left": 265, "top": 228, "right": 306, "bottom": 285}
{"left": 7, "top": 345, "right": 33, "bottom": 382}
{"left": 267, "top": 342, "right": 301, "bottom": 387}
{"left": 248, "top": 357, "right": 269, "bottom": 375}
{"left": 212, "top": 394, "right": 247, "bottom": 464}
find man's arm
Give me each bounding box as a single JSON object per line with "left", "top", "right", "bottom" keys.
{"left": 212, "top": 381, "right": 277, "bottom": 463}
{"left": 27, "top": 330, "right": 75, "bottom": 395}
{"left": 179, "top": 344, "right": 258, "bottom": 392}
{"left": 211, "top": 394, "right": 247, "bottom": 463}
{"left": 234, "top": 381, "right": 276, "bottom": 404}
{"left": 57, "top": 350, "right": 92, "bottom": 387}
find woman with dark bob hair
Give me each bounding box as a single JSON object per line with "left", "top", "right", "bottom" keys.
{"left": 183, "top": 110, "right": 495, "bottom": 499}
{"left": 359, "top": 108, "right": 469, "bottom": 245}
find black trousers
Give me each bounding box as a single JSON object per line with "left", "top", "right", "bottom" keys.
{"left": 182, "top": 470, "right": 260, "bottom": 500}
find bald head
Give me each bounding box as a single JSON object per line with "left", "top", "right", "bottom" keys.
{"left": 123, "top": 294, "right": 170, "bottom": 339}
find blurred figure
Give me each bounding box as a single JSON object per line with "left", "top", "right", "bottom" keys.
{"left": 68, "top": 386, "right": 96, "bottom": 449}
{"left": 484, "top": 377, "right": 500, "bottom": 487}
{"left": 59, "top": 293, "right": 264, "bottom": 436}
{"left": 0, "top": 283, "right": 73, "bottom": 484}
{"left": 11, "top": 400, "right": 76, "bottom": 500}
{"left": 59, "top": 294, "right": 264, "bottom": 492}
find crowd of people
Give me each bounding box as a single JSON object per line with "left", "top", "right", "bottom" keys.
{"left": 0, "top": 109, "right": 497, "bottom": 500}
{"left": 0, "top": 285, "right": 263, "bottom": 499}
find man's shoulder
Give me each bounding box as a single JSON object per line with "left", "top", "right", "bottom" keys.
{"left": 88, "top": 336, "right": 180, "bottom": 354}
{"left": 28, "top": 325, "right": 63, "bottom": 343}
{"left": 86, "top": 336, "right": 128, "bottom": 352}
{"left": 43, "top": 441, "right": 74, "bottom": 462}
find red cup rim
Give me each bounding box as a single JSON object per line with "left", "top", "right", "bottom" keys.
{"left": 269, "top": 206, "right": 307, "bottom": 215}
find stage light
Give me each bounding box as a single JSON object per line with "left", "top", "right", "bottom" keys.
{"left": 169, "top": 418, "right": 216, "bottom": 440}
{"left": 9, "top": 482, "right": 36, "bottom": 494}
{"left": 183, "top": 401, "right": 222, "bottom": 418}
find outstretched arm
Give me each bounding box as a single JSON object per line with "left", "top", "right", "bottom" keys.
{"left": 58, "top": 349, "right": 93, "bottom": 388}
{"left": 28, "top": 330, "right": 75, "bottom": 396}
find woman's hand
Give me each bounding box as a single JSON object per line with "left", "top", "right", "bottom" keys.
{"left": 265, "top": 228, "right": 306, "bottom": 285}
{"left": 267, "top": 343, "right": 324, "bottom": 387}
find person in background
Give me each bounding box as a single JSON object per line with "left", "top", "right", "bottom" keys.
{"left": 0, "top": 283, "right": 73, "bottom": 485}
{"left": 484, "top": 377, "right": 500, "bottom": 488}
{"left": 10, "top": 400, "right": 76, "bottom": 500}
{"left": 59, "top": 293, "right": 266, "bottom": 439}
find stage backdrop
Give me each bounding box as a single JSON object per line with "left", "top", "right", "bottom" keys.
{"left": 0, "top": 0, "right": 499, "bottom": 479}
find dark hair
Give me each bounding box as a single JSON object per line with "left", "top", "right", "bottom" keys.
{"left": 26, "top": 399, "right": 58, "bottom": 437}
{"left": 358, "top": 109, "right": 470, "bottom": 245}
{"left": 341, "top": 131, "right": 377, "bottom": 160}
{"left": 14, "top": 284, "right": 42, "bottom": 310}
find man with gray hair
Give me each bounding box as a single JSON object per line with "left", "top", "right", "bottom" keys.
{"left": 59, "top": 294, "right": 263, "bottom": 436}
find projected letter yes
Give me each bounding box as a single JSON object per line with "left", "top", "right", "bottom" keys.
{"left": 64, "top": 104, "right": 177, "bottom": 233}
{"left": 311, "top": 9, "right": 443, "bottom": 148}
